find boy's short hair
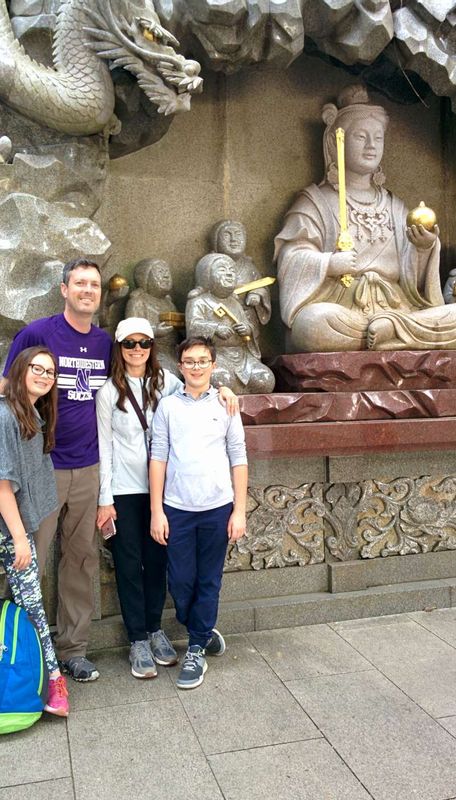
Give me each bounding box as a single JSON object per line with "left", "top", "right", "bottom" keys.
{"left": 62, "top": 258, "right": 101, "bottom": 285}
{"left": 177, "top": 336, "right": 216, "bottom": 363}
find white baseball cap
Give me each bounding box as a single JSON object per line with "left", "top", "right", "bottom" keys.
{"left": 115, "top": 317, "right": 154, "bottom": 342}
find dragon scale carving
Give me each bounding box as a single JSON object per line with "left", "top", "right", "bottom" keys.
{"left": 0, "top": 0, "right": 202, "bottom": 135}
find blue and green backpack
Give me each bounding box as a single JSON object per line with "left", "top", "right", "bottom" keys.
{"left": 0, "top": 599, "right": 48, "bottom": 734}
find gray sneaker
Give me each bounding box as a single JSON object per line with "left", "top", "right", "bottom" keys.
{"left": 60, "top": 656, "right": 100, "bottom": 682}
{"left": 129, "top": 640, "right": 157, "bottom": 679}
{"left": 176, "top": 645, "right": 207, "bottom": 690}
{"left": 148, "top": 629, "right": 178, "bottom": 666}
{"left": 204, "top": 628, "right": 226, "bottom": 657}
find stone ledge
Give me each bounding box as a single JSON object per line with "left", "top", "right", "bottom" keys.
{"left": 329, "top": 551, "right": 456, "bottom": 593}
{"left": 99, "top": 564, "right": 330, "bottom": 618}
{"left": 87, "top": 601, "right": 255, "bottom": 651}
{"left": 253, "top": 580, "right": 455, "bottom": 629}
{"left": 86, "top": 579, "right": 455, "bottom": 650}
{"left": 221, "top": 564, "right": 328, "bottom": 601}
{"left": 245, "top": 418, "right": 456, "bottom": 457}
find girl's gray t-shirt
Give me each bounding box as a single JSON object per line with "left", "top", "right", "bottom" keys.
{"left": 0, "top": 398, "right": 58, "bottom": 537}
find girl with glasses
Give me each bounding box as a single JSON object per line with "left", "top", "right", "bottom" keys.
{"left": 96, "top": 317, "right": 238, "bottom": 679}
{"left": 0, "top": 347, "right": 69, "bottom": 717}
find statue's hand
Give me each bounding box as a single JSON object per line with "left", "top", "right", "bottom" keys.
{"left": 233, "top": 322, "right": 251, "bottom": 337}
{"left": 216, "top": 324, "right": 232, "bottom": 339}
{"left": 155, "top": 322, "right": 174, "bottom": 336}
{"left": 245, "top": 291, "right": 261, "bottom": 307}
{"left": 328, "top": 251, "right": 357, "bottom": 277}
{"left": 407, "top": 224, "right": 439, "bottom": 251}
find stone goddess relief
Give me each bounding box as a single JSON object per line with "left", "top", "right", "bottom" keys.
{"left": 275, "top": 85, "right": 456, "bottom": 352}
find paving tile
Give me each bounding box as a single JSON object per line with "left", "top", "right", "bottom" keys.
{"left": 0, "top": 716, "right": 71, "bottom": 787}
{"left": 408, "top": 608, "right": 456, "bottom": 647}
{"left": 329, "top": 613, "right": 408, "bottom": 631}
{"left": 331, "top": 614, "right": 456, "bottom": 717}
{"left": 177, "top": 634, "right": 319, "bottom": 754}
{"left": 247, "top": 624, "right": 371, "bottom": 681}
{"left": 69, "top": 698, "right": 223, "bottom": 800}
{"left": 68, "top": 646, "right": 177, "bottom": 711}
{"left": 287, "top": 670, "right": 456, "bottom": 800}
{"left": 208, "top": 739, "right": 372, "bottom": 800}
{"left": 0, "top": 778, "right": 74, "bottom": 800}
{"left": 437, "top": 716, "right": 456, "bottom": 738}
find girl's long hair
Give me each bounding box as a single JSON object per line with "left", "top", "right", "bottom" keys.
{"left": 110, "top": 341, "right": 164, "bottom": 412}
{"left": 4, "top": 346, "right": 58, "bottom": 453}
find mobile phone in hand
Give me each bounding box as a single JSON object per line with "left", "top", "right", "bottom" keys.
{"left": 100, "top": 517, "right": 116, "bottom": 540}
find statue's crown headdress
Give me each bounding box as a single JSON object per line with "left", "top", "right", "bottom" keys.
{"left": 322, "top": 84, "right": 388, "bottom": 175}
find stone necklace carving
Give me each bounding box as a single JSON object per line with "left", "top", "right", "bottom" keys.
{"left": 346, "top": 188, "right": 390, "bottom": 245}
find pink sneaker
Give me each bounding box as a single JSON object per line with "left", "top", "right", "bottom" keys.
{"left": 45, "top": 675, "right": 70, "bottom": 717}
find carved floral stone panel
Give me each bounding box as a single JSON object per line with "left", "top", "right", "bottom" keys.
{"left": 225, "top": 474, "right": 456, "bottom": 570}
{"left": 227, "top": 482, "right": 325, "bottom": 571}
{"left": 96, "top": 475, "right": 456, "bottom": 580}
{"left": 325, "top": 476, "right": 456, "bottom": 560}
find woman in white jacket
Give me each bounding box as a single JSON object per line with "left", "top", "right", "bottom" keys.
{"left": 96, "top": 317, "right": 236, "bottom": 678}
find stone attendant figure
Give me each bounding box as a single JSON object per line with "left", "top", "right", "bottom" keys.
{"left": 211, "top": 220, "right": 272, "bottom": 336}
{"left": 126, "top": 259, "right": 179, "bottom": 376}
{"left": 186, "top": 253, "right": 275, "bottom": 394}
{"left": 275, "top": 85, "right": 456, "bottom": 352}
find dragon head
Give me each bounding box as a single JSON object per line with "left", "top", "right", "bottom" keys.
{"left": 84, "top": 0, "right": 203, "bottom": 116}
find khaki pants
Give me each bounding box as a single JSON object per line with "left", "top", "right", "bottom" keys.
{"left": 35, "top": 464, "right": 100, "bottom": 661}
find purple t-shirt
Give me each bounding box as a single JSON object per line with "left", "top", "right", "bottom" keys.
{"left": 3, "top": 314, "right": 112, "bottom": 470}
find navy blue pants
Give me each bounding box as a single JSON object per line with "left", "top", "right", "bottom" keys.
{"left": 164, "top": 502, "right": 232, "bottom": 648}
{"left": 111, "top": 494, "right": 167, "bottom": 642}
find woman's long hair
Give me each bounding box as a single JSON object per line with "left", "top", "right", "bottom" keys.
{"left": 111, "top": 341, "right": 164, "bottom": 412}
{"left": 4, "top": 346, "right": 58, "bottom": 453}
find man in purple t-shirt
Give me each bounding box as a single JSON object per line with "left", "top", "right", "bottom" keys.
{"left": 2, "top": 258, "right": 112, "bottom": 682}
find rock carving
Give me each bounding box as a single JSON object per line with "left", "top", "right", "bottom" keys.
{"left": 275, "top": 85, "right": 456, "bottom": 352}
{"left": 0, "top": 148, "right": 110, "bottom": 326}
{"left": 10, "top": 0, "right": 456, "bottom": 112}
{"left": 0, "top": 0, "right": 203, "bottom": 136}
{"left": 210, "top": 220, "right": 272, "bottom": 344}
{"left": 394, "top": 2, "right": 456, "bottom": 112}
{"left": 186, "top": 253, "right": 275, "bottom": 394}
{"left": 126, "top": 258, "right": 181, "bottom": 376}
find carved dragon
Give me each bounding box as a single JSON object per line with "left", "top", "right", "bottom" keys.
{"left": 0, "top": 0, "right": 203, "bottom": 135}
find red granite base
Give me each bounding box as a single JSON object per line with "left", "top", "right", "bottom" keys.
{"left": 269, "top": 351, "right": 456, "bottom": 393}
{"left": 245, "top": 418, "right": 456, "bottom": 458}
{"left": 244, "top": 351, "right": 456, "bottom": 456}
{"left": 239, "top": 389, "right": 456, "bottom": 425}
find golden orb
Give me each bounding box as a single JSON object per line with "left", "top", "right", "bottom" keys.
{"left": 406, "top": 201, "right": 437, "bottom": 231}
{"left": 108, "top": 273, "right": 128, "bottom": 291}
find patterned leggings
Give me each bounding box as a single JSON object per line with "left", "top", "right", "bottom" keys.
{"left": 0, "top": 529, "right": 58, "bottom": 674}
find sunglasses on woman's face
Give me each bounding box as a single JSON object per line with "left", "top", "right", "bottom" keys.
{"left": 120, "top": 338, "right": 153, "bottom": 350}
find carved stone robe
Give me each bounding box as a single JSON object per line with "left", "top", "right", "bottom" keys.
{"left": 275, "top": 183, "right": 456, "bottom": 351}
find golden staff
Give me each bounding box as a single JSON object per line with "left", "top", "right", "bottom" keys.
{"left": 214, "top": 303, "right": 251, "bottom": 342}
{"left": 233, "top": 276, "right": 276, "bottom": 295}
{"left": 335, "top": 127, "right": 355, "bottom": 288}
